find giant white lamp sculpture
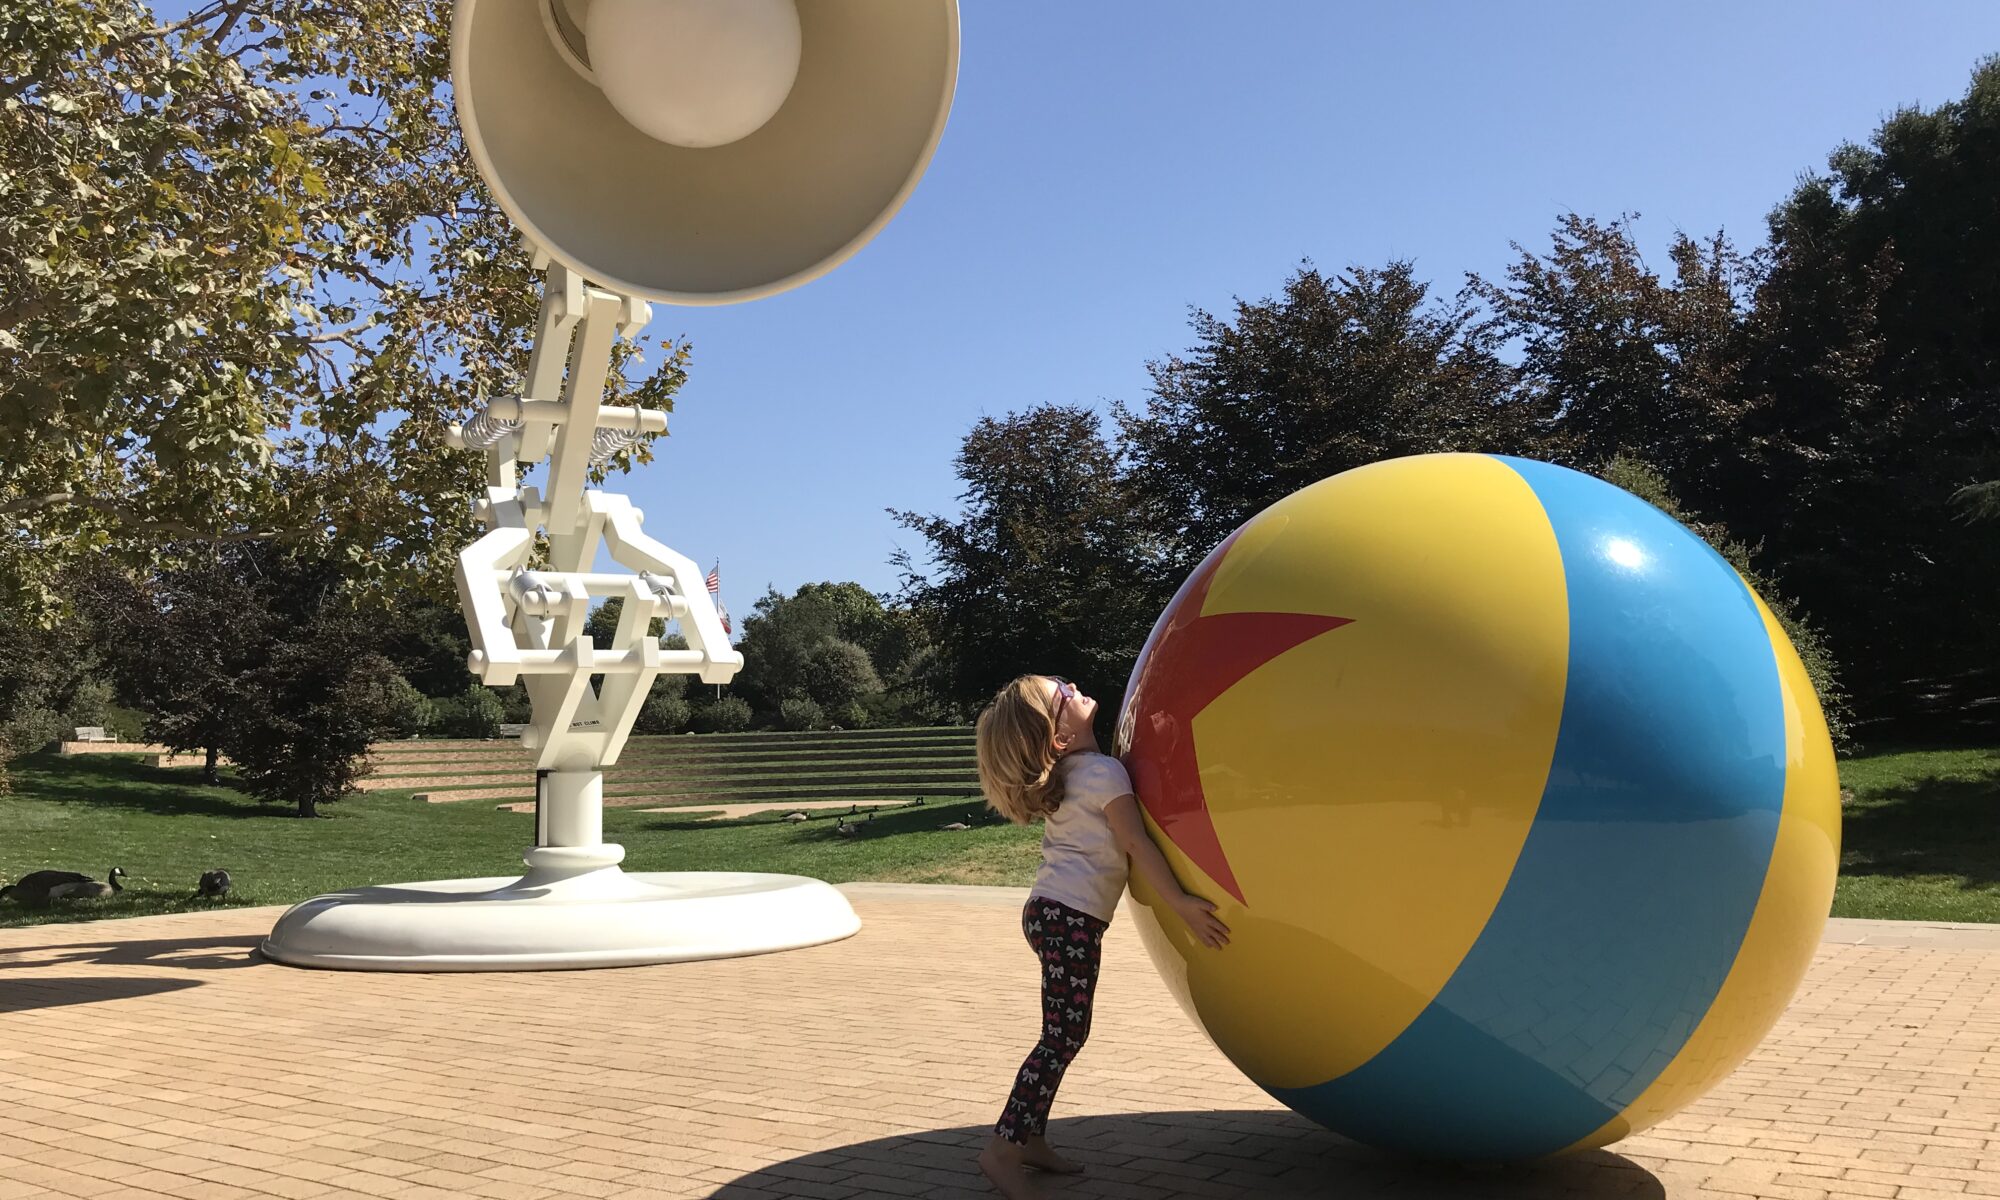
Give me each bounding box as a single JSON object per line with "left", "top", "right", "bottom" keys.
{"left": 262, "top": 0, "right": 959, "bottom": 970}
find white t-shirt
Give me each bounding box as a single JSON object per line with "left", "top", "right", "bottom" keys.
{"left": 1029, "top": 751, "right": 1134, "bottom": 924}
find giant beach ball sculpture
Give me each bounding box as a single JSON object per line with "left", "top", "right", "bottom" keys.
{"left": 1115, "top": 453, "right": 1840, "bottom": 1161}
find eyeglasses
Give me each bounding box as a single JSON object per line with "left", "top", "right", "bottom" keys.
{"left": 1048, "top": 676, "right": 1078, "bottom": 734}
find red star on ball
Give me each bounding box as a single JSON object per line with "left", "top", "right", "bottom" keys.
{"left": 1121, "top": 534, "right": 1352, "bottom": 906}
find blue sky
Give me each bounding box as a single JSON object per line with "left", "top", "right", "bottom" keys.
{"left": 569, "top": 1, "right": 2000, "bottom": 616}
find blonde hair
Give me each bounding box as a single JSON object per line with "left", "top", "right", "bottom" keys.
{"left": 975, "top": 675, "right": 1066, "bottom": 825}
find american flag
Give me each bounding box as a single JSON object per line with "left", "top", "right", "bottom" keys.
{"left": 707, "top": 562, "right": 730, "bottom": 635}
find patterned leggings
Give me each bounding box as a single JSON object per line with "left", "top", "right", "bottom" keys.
{"left": 995, "top": 896, "right": 1108, "bottom": 1144}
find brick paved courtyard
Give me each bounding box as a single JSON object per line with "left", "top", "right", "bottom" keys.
{"left": 2, "top": 883, "right": 1997, "bottom": 1200}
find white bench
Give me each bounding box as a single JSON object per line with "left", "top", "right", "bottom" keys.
{"left": 72, "top": 726, "right": 115, "bottom": 743}
{"left": 497, "top": 723, "right": 529, "bottom": 738}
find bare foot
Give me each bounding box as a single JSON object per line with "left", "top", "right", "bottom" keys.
{"left": 1019, "top": 1133, "right": 1084, "bottom": 1174}
{"left": 977, "top": 1136, "right": 1042, "bottom": 1198}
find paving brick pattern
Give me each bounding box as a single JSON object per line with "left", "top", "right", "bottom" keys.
{"left": 1, "top": 885, "right": 1996, "bottom": 1200}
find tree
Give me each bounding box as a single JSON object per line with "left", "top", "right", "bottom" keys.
{"left": 86, "top": 543, "right": 422, "bottom": 813}
{"left": 585, "top": 595, "right": 667, "bottom": 647}
{"left": 1721, "top": 57, "right": 2000, "bottom": 715}
{"left": 0, "top": 1, "right": 689, "bottom": 616}
{"left": 894, "top": 405, "right": 1171, "bottom": 724}
{"left": 1117, "top": 262, "right": 1535, "bottom": 563}
{"left": 0, "top": 598, "right": 114, "bottom": 787}
{"left": 109, "top": 549, "right": 273, "bottom": 784}
{"left": 378, "top": 594, "right": 476, "bottom": 699}
{"left": 1469, "top": 215, "right": 1756, "bottom": 485}
{"left": 225, "top": 617, "right": 405, "bottom": 817}
{"left": 729, "top": 582, "right": 896, "bottom": 721}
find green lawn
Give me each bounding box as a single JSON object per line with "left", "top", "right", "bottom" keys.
{"left": 1832, "top": 746, "right": 2000, "bottom": 921}
{"left": 0, "top": 752, "right": 1039, "bottom": 928}
{"left": 3, "top": 745, "right": 1998, "bottom": 928}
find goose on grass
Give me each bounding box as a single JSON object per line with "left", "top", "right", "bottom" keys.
{"left": 2, "top": 867, "right": 109, "bottom": 905}
{"left": 48, "top": 867, "right": 128, "bottom": 901}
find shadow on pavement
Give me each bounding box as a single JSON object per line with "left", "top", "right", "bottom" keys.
{"left": 0, "top": 934, "right": 266, "bottom": 972}
{"left": 0, "top": 975, "right": 202, "bottom": 1013}
{"left": 710, "top": 1109, "right": 1667, "bottom": 1199}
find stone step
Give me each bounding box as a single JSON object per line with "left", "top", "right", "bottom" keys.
{"left": 368, "top": 764, "right": 980, "bottom": 793}
{"left": 421, "top": 779, "right": 982, "bottom": 804}
{"left": 368, "top": 726, "right": 974, "bottom": 757}
{"left": 491, "top": 796, "right": 943, "bottom": 819}
{"left": 363, "top": 744, "right": 975, "bottom": 774}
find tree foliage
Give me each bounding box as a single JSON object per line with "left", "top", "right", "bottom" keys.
{"left": 690, "top": 694, "right": 752, "bottom": 734}
{"left": 1470, "top": 216, "right": 1756, "bottom": 482}
{"left": 0, "top": 0, "right": 688, "bottom": 615}
{"left": 101, "top": 550, "right": 268, "bottom": 783}
{"left": 585, "top": 595, "right": 667, "bottom": 647}
{"left": 1711, "top": 59, "right": 2000, "bottom": 709}
{"left": 0, "top": 597, "right": 113, "bottom": 787}
{"left": 894, "top": 405, "right": 1171, "bottom": 726}
{"left": 1119, "top": 263, "right": 1535, "bottom": 562}
{"left": 225, "top": 614, "right": 405, "bottom": 817}
{"left": 431, "top": 684, "right": 504, "bottom": 740}
{"left": 729, "top": 582, "right": 907, "bottom": 724}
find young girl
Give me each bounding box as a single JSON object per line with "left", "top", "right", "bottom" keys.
{"left": 972, "top": 674, "right": 1230, "bottom": 1198}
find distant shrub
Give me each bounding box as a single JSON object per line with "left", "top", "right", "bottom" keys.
{"left": 799, "top": 638, "right": 880, "bottom": 708}
{"left": 691, "top": 695, "right": 753, "bottom": 734}
{"left": 637, "top": 696, "right": 692, "bottom": 735}
{"left": 778, "top": 697, "right": 826, "bottom": 731}
{"left": 376, "top": 673, "right": 435, "bottom": 739}
{"left": 103, "top": 703, "right": 151, "bottom": 742}
{"left": 434, "top": 686, "right": 505, "bottom": 739}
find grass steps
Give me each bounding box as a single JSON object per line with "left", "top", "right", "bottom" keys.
{"left": 386, "top": 725, "right": 985, "bottom": 806}
{"left": 421, "top": 780, "right": 982, "bottom": 805}
{"left": 360, "top": 756, "right": 981, "bottom": 790}
{"left": 391, "top": 766, "right": 981, "bottom": 797}
{"left": 369, "top": 726, "right": 973, "bottom": 757}
{"left": 365, "top": 745, "right": 974, "bottom": 772}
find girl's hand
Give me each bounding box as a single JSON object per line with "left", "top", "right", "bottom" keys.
{"left": 1174, "top": 893, "right": 1230, "bottom": 949}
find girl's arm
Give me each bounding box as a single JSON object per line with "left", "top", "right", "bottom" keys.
{"left": 1105, "top": 793, "right": 1230, "bottom": 949}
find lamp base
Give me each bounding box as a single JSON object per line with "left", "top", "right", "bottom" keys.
{"left": 260, "top": 867, "right": 860, "bottom": 971}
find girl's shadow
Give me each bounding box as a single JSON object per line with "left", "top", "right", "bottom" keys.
{"left": 709, "top": 1109, "right": 1668, "bottom": 1199}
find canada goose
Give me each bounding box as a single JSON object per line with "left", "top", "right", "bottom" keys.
{"left": 195, "top": 868, "right": 232, "bottom": 899}
{"left": 939, "top": 819, "right": 972, "bottom": 831}
{"left": 835, "top": 818, "right": 859, "bottom": 838}
{"left": 48, "top": 867, "right": 127, "bottom": 901}
{"left": 2, "top": 868, "right": 97, "bottom": 905}
{"left": 782, "top": 811, "right": 810, "bottom": 823}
